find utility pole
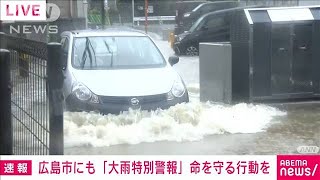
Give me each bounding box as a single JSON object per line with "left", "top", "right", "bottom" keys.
{"left": 145, "top": 0, "right": 148, "bottom": 33}
{"left": 0, "top": 20, "right": 3, "bottom": 32}
{"left": 132, "top": 0, "right": 135, "bottom": 26}
{"left": 101, "top": 0, "right": 106, "bottom": 29}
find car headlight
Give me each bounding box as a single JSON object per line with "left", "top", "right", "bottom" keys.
{"left": 72, "top": 83, "right": 100, "bottom": 104}
{"left": 177, "top": 35, "right": 186, "bottom": 42}
{"left": 72, "top": 83, "right": 92, "bottom": 101}
{"left": 167, "top": 91, "right": 175, "bottom": 101}
{"left": 167, "top": 78, "right": 185, "bottom": 100}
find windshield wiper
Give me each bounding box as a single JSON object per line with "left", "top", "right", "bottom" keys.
{"left": 88, "top": 39, "right": 97, "bottom": 68}
{"left": 80, "top": 39, "right": 89, "bottom": 69}
{"left": 104, "top": 40, "right": 114, "bottom": 67}
{"left": 80, "top": 37, "right": 96, "bottom": 69}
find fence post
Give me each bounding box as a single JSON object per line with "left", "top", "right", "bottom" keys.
{"left": 0, "top": 21, "right": 3, "bottom": 32}
{"left": 0, "top": 49, "right": 12, "bottom": 155}
{"left": 47, "top": 43, "right": 64, "bottom": 155}
{"left": 0, "top": 32, "right": 6, "bottom": 49}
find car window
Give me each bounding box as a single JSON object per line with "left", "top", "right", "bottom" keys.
{"left": 72, "top": 36, "right": 166, "bottom": 70}
{"left": 192, "top": 4, "right": 203, "bottom": 12}
{"left": 201, "top": 3, "right": 239, "bottom": 13}
{"left": 194, "top": 17, "right": 207, "bottom": 31}
{"left": 205, "top": 15, "right": 228, "bottom": 29}
{"left": 201, "top": 3, "right": 223, "bottom": 13}
{"left": 189, "top": 15, "right": 205, "bottom": 32}
{"left": 225, "top": 2, "right": 239, "bottom": 8}
{"left": 200, "top": 4, "right": 213, "bottom": 13}
{"left": 208, "top": 4, "right": 221, "bottom": 11}
{"left": 185, "top": 3, "right": 200, "bottom": 12}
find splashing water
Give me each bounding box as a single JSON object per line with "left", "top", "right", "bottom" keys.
{"left": 64, "top": 102, "right": 286, "bottom": 148}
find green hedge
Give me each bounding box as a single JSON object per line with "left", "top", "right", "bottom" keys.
{"left": 88, "top": 9, "right": 111, "bottom": 25}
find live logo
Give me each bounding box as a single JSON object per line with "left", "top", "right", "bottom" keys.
{"left": 6, "top": 5, "right": 41, "bottom": 16}
{"left": 0, "top": 0, "right": 46, "bottom": 21}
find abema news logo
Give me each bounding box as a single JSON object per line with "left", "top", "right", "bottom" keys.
{"left": 277, "top": 155, "right": 320, "bottom": 180}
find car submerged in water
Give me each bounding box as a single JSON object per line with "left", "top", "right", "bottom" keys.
{"left": 60, "top": 29, "right": 189, "bottom": 114}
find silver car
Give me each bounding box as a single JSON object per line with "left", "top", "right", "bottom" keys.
{"left": 60, "top": 28, "right": 189, "bottom": 114}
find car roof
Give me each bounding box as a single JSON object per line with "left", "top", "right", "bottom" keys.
{"left": 202, "top": 5, "right": 263, "bottom": 17}
{"left": 177, "top": 1, "right": 207, "bottom": 4}
{"left": 202, "top": 1, "right": 239, "bottom": 5}
{"left": 61, "top": 27, "right": 147, "bottom": 38}
{"left": 197, "top": 1, "right": 239, "bottom": 7}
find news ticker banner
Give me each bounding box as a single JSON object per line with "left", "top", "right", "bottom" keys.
{"left": 0, "top": 155, "right": 319, "bottom": 180}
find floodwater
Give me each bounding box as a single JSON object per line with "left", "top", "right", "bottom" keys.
{"left": 64, "top": 37, "right": 320, "bottom": 155}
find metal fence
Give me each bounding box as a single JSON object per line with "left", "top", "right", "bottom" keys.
{"left": 0, "top": 33, "right": 64, "bottom": 155}
{"left": 9, "top": 35, "right": 49, "bottom": 155}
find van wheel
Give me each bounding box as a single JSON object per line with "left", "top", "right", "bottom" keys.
{"left": 186, "top": 46, "right": 198, "bottom": 56}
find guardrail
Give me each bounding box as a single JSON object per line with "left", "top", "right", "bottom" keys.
{"left": 133, "top": 16, "right": 175, "bottom": 25}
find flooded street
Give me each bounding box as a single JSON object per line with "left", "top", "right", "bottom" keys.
{"left": 64, "top": 37, "right": 320, "bottom": 155}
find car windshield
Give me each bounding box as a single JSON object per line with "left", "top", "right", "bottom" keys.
{"left": 189, "top": 16, "right": 206, "bottom": 32}
{"left": 72, "top": 36, "right": 166, "bottom": 69}
{"left": 178, "top": 2, "right": 204, "bottom": 13}
{"left": 192, "top": 4, "right": 203, "bottom": 12}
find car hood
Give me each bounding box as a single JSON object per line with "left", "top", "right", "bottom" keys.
{"left": 177, "top": 31, "right": 191, "bottom": 40}
{"left": 71, "top": 67, "right": 177, "bottom": 96}
{"left": 176, "top": 32, "right": 193, "bottom": 43}
{"left": 179, "top": 31, "right": 191, "bottom": 36}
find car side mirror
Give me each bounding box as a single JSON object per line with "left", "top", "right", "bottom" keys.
{"left": 169, "top": 56, "right": 179, "bottom": 66}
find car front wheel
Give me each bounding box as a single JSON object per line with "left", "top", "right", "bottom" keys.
{"left": 186, "top": 46, "right": 198, "bottom": 56}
